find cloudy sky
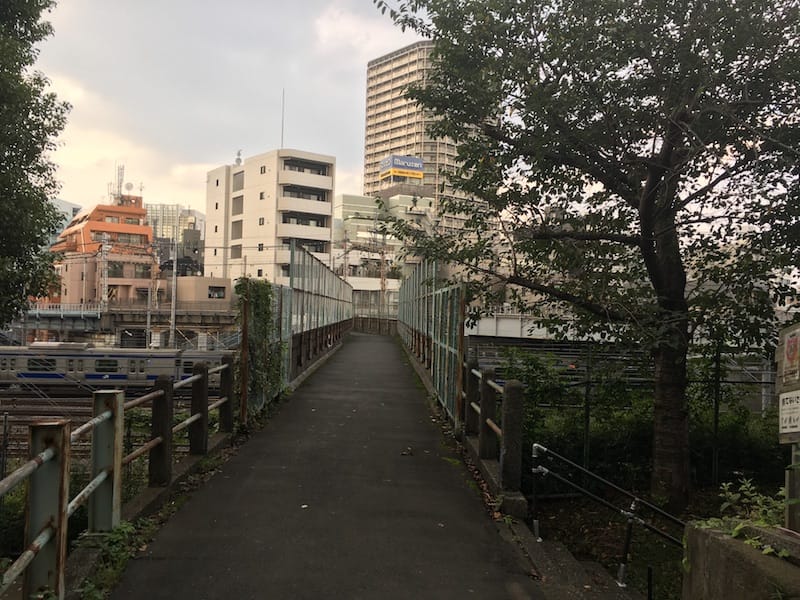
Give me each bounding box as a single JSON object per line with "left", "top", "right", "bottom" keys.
{"left": 35, "top": 1, "right": 421, "bottom": 212}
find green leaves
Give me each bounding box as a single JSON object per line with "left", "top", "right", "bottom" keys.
{"left": 0, "top": 0, "right": 69, "bottom": 325}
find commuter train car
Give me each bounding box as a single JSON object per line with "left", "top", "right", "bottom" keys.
{"left": 0, "top": 343, "right": 234, "bottom": 390}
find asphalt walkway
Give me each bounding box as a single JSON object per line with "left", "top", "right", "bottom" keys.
{"left": 110, "top": 333, "right": 541, "bottom": 600}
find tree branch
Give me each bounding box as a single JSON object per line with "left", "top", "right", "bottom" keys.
{"left": 515, "top": 227, "right": 642, "bottom": 246}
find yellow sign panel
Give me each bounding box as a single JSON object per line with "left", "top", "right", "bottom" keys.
{"left": 379, "top": 168, "right": 424, "bottom": 180}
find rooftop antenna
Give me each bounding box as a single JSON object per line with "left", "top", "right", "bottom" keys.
{"left": 281, "top": 88, "right": 285, "bottom": 148}
{"left": 116, "top": 164, "right": 125, "bottom": 201}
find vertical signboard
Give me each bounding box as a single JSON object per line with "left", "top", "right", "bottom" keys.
{"left": 777, "top": 323, "right": 800, "bottom": 530}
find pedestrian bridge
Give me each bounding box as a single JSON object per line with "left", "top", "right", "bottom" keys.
{"left": 110, "top": 332, "right": 537, "bottom": 600}
{"left": 1, "top": 256, "right": 657, "bottom": 599}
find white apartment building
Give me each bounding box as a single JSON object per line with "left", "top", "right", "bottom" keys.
{"left": 204, "top": 149, "right": 335, "bottom": 284}
{"left": 363, "top": 41, "right": 461, "bottom": 215}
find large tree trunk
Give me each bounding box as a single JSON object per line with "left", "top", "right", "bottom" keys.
{"left": 651, "top": 324, "right": 691, "bottom": 511}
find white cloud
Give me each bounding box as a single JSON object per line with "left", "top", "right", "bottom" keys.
{"left": 313, "top": 6, "right": 421, "bottom": 65}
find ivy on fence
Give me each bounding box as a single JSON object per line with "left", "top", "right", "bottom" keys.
{"left": 235, "top": 278, "right": 283, "bottom": 417}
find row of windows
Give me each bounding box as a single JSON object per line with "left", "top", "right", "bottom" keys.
{"left": 104, "top": 216, "right": 142, "bottom": 225}
{"left": 108, "top": 262, "right": 151, "bottom": 278}
{"left": 90, "top": 232, "right": 147, "bottom": 245}
{"left": 1, "top": 357, "right": 148, "bottom": 373}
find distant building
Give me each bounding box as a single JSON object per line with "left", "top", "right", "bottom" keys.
{"left": 49, "top": 195, "right": 161, "bottom": 306}
{"left": 145, "top": 203, "right": 206, "bottom": 271}
{"left": 363, "top": 41, "right": 461, "bottom": 219}
{"left": 49, "top": 198, "right": 82, "bottom": 247}
{"left": 205, "top": 149, "right": 335, "bottom": 284}
{"left": 333, "top": 193, "right": 434, "bottom": 317}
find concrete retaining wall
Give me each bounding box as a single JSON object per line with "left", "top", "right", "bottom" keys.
{"left": 683, "top": 524, "right": 800, "bottom": 599}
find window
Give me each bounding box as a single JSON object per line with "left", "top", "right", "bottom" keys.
{"left": 28, "top": 358, "right": 56, "bottom": 372}
{"left": 257, "top": 269, "right": 263, "bottom": 277}
{"left": 257, "top": 243, "right": 264, "bottom": 251}
{"left": 258, "top": 217, "right": 265, "bottom": 226}
{"left": 282, "top": 186, "right": 328, "bottom": 202}
{"left": 134, "top": 264, "right": 151, "bottom": 278}
{"left": 259, "top": 191, "right": 265, "bottom": 200}
{"left": 231, "top": 221, "right": 243, "bottom": 240}
{"left": 215, "top": 202, "right": 219, "bottom": 210}
{"left": 231, "top": 245, "right": 242, "bottom": 259}
{"left": 213, "top": 249, "right": 217, "bottom": 256}
{"left": 124, "top": 218, "right": 140, "bottom": 225}
{"left": 232, "top": 195, "right": 244, "bottom": 216}
{"left": 232, "top": 171, "right": 244, "bottom": 191}
{"left": 208, "top": 286, "right": 226, "bottom": 299}
{"left": 108, "top": 262, "right": 124, "bottom": 277}
{"left": 260, "top": 166, "right": 266, "bottom": 174}
{"left": 96, "top": 359, "right": 119, "bottom": 373}
{"left": 215, "top": 178, "right": 219, "bottom": 186}
{"left": 214, "top": 225, "right": 218, "bottom": 233}
{"left": 104, "top": 216, "right": 120, "bottom": 223}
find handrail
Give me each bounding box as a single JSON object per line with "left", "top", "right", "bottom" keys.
{"left": 173, "top": 373, "right": 202, "bottom": 390}
{"left": 0, "top": 357, "right": 236, "bottom": 597}
{"left": 124, "top": 388, "right": 164, "bottom": 410}
{"left": 70, "top": 409, "right": 112, "bottom": 442}
{"left": 531, "top": 441, "right": 685, "bottom": 589}
{"left": 534, "top": 465, "right": 683, "bottom": 547}
{"left": 533, "top": 443, "right": 685, "bottom": 528}
{"left": 0, "top": 446, "right": 55, "bottom": 497}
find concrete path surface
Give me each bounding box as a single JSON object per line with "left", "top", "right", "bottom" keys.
{"left": 110, "top": 333, "right": 541, "bottom": 600}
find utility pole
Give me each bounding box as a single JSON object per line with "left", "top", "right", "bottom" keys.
{"left": 170, "top": 231, "right": 177, "bottom": 349}
{"left": 100, "top": 234, "right": 110, "bottom": 311}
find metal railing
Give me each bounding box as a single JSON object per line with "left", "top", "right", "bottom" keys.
{"left": 530, "top": 442, "right": 685, "bottom": 591}
{"left": 0, "top": 357, "right": 234, "bottom": 599}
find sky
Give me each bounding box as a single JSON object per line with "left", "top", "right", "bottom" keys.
{"left": 35, "top": 1, "right": 421, "bottom": 212}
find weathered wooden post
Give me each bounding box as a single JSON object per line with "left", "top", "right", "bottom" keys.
{"left": 479, "top": 367, "right": 498, "bottom": 460}
{"left": 149, "top": 375, "right": 173, "bottom": 486}
{"left": 501, "top": 380, "right": 524, "bottom": 491}
{"left": 190, "top": 362, "right": 209, "bottom": 455}
{"left": 24, "top": 420, "right": 70, "bottom": 599}
{"left": 89, "top": 390, "right": 124, "bottom": 532}
{"left": 219, "top": 355, "right": 234, "bottom": 433}
{"left": 464, "top": 358, "right": 480, "bottom": 437}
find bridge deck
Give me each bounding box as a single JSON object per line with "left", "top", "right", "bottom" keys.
{"left": 110, "top": 333, "right": 540, "bottom": 599}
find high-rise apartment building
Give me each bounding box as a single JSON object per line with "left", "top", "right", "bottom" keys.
{"left": 205, "top": 149, "right": 335, "bottom": 284}
{"left": 363, "top": 41, "right": 460, "bottom": 212}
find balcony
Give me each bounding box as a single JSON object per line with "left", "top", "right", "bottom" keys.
{"left": 276, "top": 223, "right": 331, "bottom": 242}
{"left": 277, "top": 197, "right": 331, "bottom": 215}
{"left": 277, "top": 169, "right": 332, "bottom": 190}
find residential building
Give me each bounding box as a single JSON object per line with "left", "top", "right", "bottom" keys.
{"left": 333, "top": 193, "right": 434, "bottom": 317}
{"left": 205, "top": 149, "right": 335, "bottom": 284}
{"left": 49, "top": 195, "right": 161, "bottom": 306}
{"left": 363, "top": 41, "right": 461, "bottom": 218}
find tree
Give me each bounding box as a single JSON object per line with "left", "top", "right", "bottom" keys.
{"left": 0, "top": 1, "right": 69, "bottom": 325}
{"left": 375, "top": 0, "right": 800, "bottom": 508}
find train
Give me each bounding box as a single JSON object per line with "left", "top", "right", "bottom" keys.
{"left": 0, "top": 342, "right": 235, "bottom": 390}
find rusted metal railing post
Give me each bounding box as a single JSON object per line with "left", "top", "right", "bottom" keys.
{"left": 149, "top": 375, "right": 173, "bottom": 486}
{"left": 190, "top": 362, "right": 209, "bottom": 455}
{"left": 464, "top": 359, "right": 480, "bottom": 437}
{"left": 479, "top": 367, "right": 498, "bottom": 460}
{"left": 219, "top": 356, "right": 234, "bottom": 433}
{"left": 501, "top": 380, "right": 524, "bottom": 491}
{"left": 89, "top": 390, "right": 124, "bottom": 532}
{"left": 24, "top": 420, "right": 70, "bottom": 599}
